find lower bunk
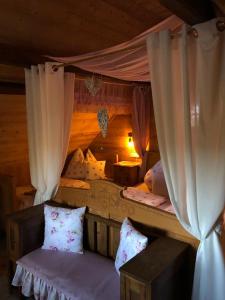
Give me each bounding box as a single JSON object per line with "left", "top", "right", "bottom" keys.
{"left": 7, "top": 200, "right": 194, "bottom": 300}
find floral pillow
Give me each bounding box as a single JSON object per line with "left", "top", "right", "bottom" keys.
{"left": 85, "top": 160, "right": 106, "bottom": 180}
{"left": 86, "top": 148, "right": 97, "bottom": 162}
{"left": 42, "top": 205, "right": 86, "bottom": 253}
{"left": 115, "top": 218, "right": 148, "bottom": 274}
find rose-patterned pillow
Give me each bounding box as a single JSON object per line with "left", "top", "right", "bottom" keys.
{"left": 86, "top": 148, "right": 97, "bottom": 162}
{"left": 115, "top": 218, "right": 148, "bottom": 274}
{"left": 42, "top": 205, "right": 86, "bottom": 253}
{"left": 85, "top": 160, "right": 106, "bottom": 180}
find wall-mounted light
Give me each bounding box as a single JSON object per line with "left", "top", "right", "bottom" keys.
{"left": 127, "top": 132, "right": 139, "bottom": 158}
{"left": 128, "top": 132, "right": 133, "bottom": 148}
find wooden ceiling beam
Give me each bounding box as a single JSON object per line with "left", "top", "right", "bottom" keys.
{"left": 160, "top": 0, "right": 215, "bottom": 25}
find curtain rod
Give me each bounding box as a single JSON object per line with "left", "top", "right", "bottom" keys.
{"left": 75, "top": 75, "right": 148, "bottom": 87}
{"left": 52, "top": 19, "right": 225, "bottom": 71}
{"left": 171, "top": 19, "right": 225, "bottom": 38}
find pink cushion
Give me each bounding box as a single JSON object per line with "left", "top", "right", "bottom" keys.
{"left": 15, "top": 248, "right": 119, "bottom": 300}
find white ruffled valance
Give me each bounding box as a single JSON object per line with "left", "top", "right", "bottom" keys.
{"left": 12, "top": 264, "right": 70, "bottom": 300}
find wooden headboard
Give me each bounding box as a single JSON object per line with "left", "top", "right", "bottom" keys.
{"left": 147, "top": 151, "right": 160, "bottom": 170}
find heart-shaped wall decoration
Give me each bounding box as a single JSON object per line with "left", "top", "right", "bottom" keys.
{"left": 84, "top": 75, "right": 102, "bottom": 96}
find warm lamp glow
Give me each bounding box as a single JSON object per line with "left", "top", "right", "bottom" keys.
{"left": 128, "top": 138, "right": 134, "bottom": 148}
{"left": 127, "top": 132, "right": 139, "bottom": 158}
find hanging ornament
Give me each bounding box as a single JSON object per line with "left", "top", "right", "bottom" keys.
{"left": 97, "top": 108, "right": 109, "bottom": 138}
{"left": 84, "top": 74, "right": 102, "bottom": 96}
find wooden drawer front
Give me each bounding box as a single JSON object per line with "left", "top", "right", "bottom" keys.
{"left": 113, "top": 165, "right": 138, "bottom": 186}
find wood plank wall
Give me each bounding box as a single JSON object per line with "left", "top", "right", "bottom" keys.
{"left": 0, "top": 93, "right": 158, "bottom": 184}
{"left": 68, "top": 112, "right": 105, "bottom": 152}
{"left": 89, "top": 114, "right": 135, "bottom": 178}
{"left": 0, "top": 94, "right": 30, "bottom": 186}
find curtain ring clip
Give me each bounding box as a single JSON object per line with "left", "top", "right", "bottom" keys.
{"left": 191, "top": 28, "right": 198, "bottom": 38}
{"left": 216, "top": 20, "right": 225, "bottom": 32}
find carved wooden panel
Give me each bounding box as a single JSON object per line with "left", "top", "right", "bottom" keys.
{"left": 54, "top": 179, "right": 199, "bottom": 249}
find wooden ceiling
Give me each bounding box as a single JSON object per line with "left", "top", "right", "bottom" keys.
{"left": 0, "top": 0, "right": 219, "bottom": 67}
{"left": 0, "top": 0, "right": 171, "bottom": 66}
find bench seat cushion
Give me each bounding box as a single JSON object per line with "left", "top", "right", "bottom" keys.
{"left": 12, "top": 248, "right": 120, "bottom": 300}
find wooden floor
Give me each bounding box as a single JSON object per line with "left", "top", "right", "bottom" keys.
{"left": 0, "top": 236, "right": 20, "bottom": 300}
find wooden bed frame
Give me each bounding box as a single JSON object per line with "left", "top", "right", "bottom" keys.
{"left": 55, "top": 179, "right": 199, "bottom": 249}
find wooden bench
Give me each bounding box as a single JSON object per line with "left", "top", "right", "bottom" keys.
{"left": 7, "top": 200, "right": 194, "bottom": 300}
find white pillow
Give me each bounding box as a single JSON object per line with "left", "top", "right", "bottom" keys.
{"left": 152, "top": 160, "right": 169, "bottom": 198}
{"left": 65, "top": 148, "right": 86, "bottom": 179}
{"left": 71, "top": 148, "right": 84, "bottom": 162}
{"left": 85, "top": 160, "right": 106, "bottom": 180}
{"left": 115, "top": 218, "right": 148, "bottom": 274}
{"left": 42, "top": 205, "right": 86, "bottom": 253}
{"left": 144, "top": 168, "right": 153, "bottom": 191}
{"left": 86, "top": 149, "right": 97, "bottom": 162}
{"left": 65, "top": 161, "right": 87, "bottom": 179}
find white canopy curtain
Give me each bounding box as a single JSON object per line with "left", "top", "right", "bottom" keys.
{"left": 49, "top": 15, "right": 183, "bottom": 82}
{"left": 25, "top": 63, "right": 75, "bottom": 205}
{"left": 147, "top": 19, "right": 225, "bottom": 300}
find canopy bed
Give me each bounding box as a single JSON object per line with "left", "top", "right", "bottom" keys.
{"left": 11, "top": 14, "right": 225, "bottom": 300}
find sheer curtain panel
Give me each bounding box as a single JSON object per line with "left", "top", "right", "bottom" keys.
{"left": 25, "top": 63, "right": 75, "bottom": 205}
{"left": 147, "top": 19, "right": 225, "bottom": 300}
{"left": 132, "top": 86, "right": 151, "bottom": 179}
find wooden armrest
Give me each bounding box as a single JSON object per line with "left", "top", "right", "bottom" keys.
{"left": 7, "top": 204, "right": 44, "bottom": 260}
{"left": 120, "top": 237, "right": 193, "bottom": 300}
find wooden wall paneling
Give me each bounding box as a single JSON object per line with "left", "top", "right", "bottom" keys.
{"left": 0, "top": 64, "right": 24, "bottom": 83}
{"left": 0, "top": 94, "right": 30, "bottom": 186}
{"left": 68, "top": 112, "right": 102, "bottom": 152}
{"left": 89, "top": 114, "right": 134, "bottom": 178}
